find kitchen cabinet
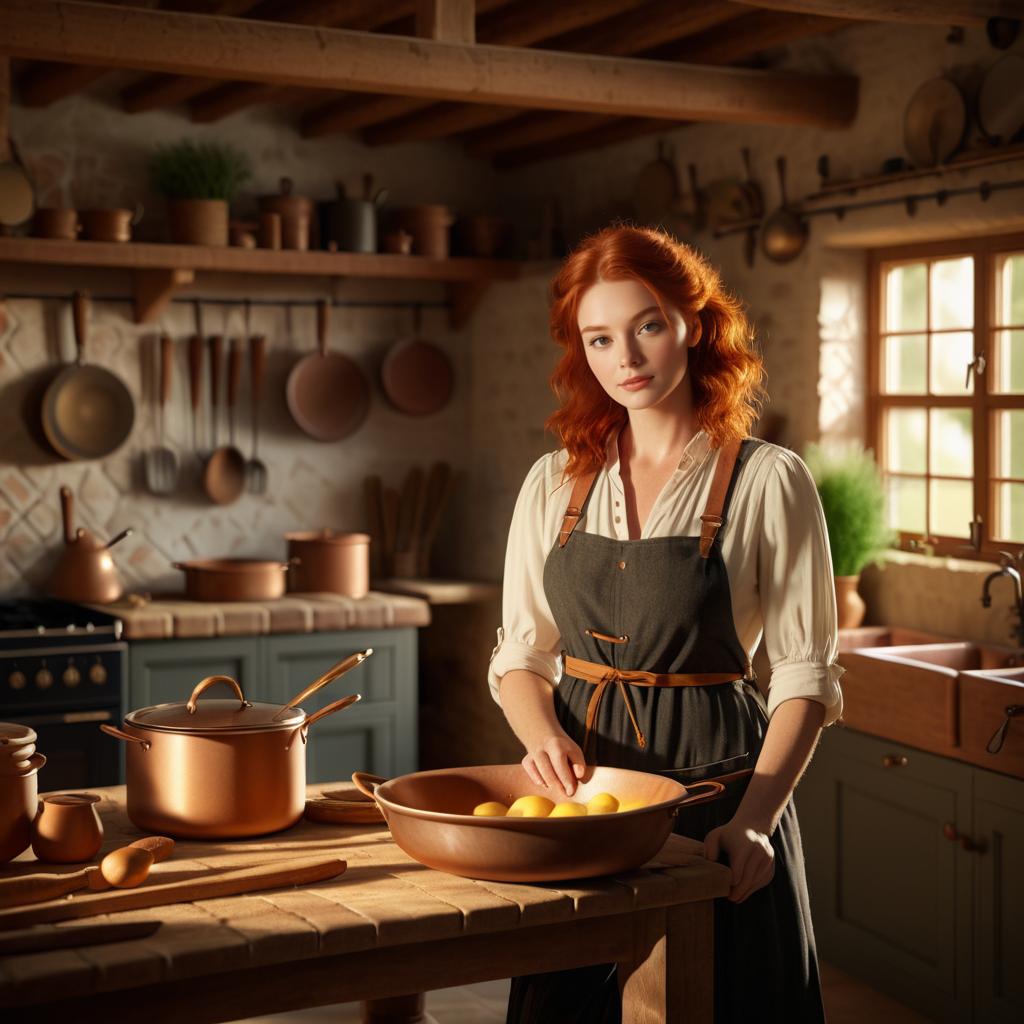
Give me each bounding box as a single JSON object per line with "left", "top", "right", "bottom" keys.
{"left": 799, "top": 725, "right": 1024, "bottom": 1023}
{"left": 125, "top": 627, "right": 418, "bottom": 783}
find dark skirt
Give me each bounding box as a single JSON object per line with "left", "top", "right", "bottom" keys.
{"left": 505, "top": 677, "right": 826, "bottom": 1024}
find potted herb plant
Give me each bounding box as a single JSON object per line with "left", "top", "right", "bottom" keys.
{"left": 804, "top": 441, "right": 894, "bottom": 629}
{"left": 149, "top": 140, "right": 251, "bottom": 246}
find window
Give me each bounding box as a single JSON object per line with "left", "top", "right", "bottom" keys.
{"left": 867, "top": 233, "right": 1024, "bottom": 558}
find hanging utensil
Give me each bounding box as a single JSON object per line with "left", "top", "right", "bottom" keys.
{"left": 144, "top": 331, "right": 179, "bottom": 495}
{"left": 203, "top": 331, "right": 245, "bottom": 505}
{"left": 273, "top": 648, "right": 374, "bottom": 720}
{"left": 903, "top": 77, "right": 966, "bottom": 167}
{"left": 380, "top": 306, "right": 454, "bottom": 417}
{"left": 243, "top": 300, "right": 269, "bottom": 494}
{"left": 188, "top": 302, "right": 207, "bottom": 466}
{"left": 760, "top": 157, "right": 807, "bottom": 264}
{"left": 42, "top": 291, "right": 135, "bottom": 460}
{"left": 978, "top": 54, "right": 1024, "bottom": 145}
{"left": 632, "top": 140, "right": 680, "bottom": 227}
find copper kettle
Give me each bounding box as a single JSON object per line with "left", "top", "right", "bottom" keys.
{"left": 48, "top": 486, "right": 132, "bottom": 604}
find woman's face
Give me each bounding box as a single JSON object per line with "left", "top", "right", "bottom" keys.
{"left": 577, "top": 277, "right": 697, "bottom": 410}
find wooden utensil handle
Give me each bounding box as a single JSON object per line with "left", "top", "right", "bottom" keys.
{"left": 188, "top": 334, "right": 203, "bottom": 411}
{"left": 0, "top": 866, "right": 97, "bottom": 909}
{"left": 59, "top": 484, "right": 74, "bottom": 544}
{"left": 0, "top": 856, "right": 348, "bottom": 930}
{"left": 317, "top": 299, "right": 330, "bottom": 356}
{"left": 249, "top": 334, "right": 267, "bottom": 404}
{"left": 72, "top": 290, "right": 88, "bottom": 363}
{"left": 160, "top": 333, "right": 173, "bottom": 407}
{"left": 228, "top": 338, "right": 243, "bottom": 409}
{"left": 209, "top": 335, "right": 223, "bottom": 411}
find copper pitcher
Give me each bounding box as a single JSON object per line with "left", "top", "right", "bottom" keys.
{"left": 47, "top": 486, "right": 132, "bottom": 604}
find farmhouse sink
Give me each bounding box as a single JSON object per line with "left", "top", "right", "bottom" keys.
{"left": 959, "top": 665, "right": 1024, "bottom": 776}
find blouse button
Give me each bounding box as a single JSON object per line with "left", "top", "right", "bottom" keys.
{"left": 614, "top": 515, "right": 621, "bottom": 524}
{"left": 617, "top": 560, "right": 626, "bottom": 570}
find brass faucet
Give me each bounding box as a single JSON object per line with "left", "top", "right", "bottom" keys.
{"left": 981, "top": 550, "right": 1024, "bottom": 648}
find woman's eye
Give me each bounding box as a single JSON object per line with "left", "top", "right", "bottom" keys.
{"left": 639, "top": 321, "right": 661, "bottom": 335}
{"left": 588, "top": 336, "right": 610, "bottom": 348}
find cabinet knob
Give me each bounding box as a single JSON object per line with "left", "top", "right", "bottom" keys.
{"left": 881, "top": 754, "right": 908, "bottom": 768}
{"left": 942, "top": 821, "right": 984, "bottom": 853}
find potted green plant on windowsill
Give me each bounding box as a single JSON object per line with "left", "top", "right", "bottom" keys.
{"left": 149, "top": 140, "right": 251, "bottom": 247}
{"left": 804, "top": 441, "right": 894, "bottom": 629}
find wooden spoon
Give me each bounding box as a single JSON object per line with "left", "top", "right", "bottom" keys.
{"left": 203, "top": 334, "right": 246, "bottom": 505}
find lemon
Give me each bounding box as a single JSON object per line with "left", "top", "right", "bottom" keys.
{"left": 507, "top": 795, "right": 556, "bottom": 817}
{"left": 586, "top": 792, "right": 620, "bottom": 814}
{"left": 617, "top": 799, "right": 648, "bottom": 812}
{"left": 472, "top": 801, "right": 509, "bottom": 817}
{"left": 549, "top": 801, "right": 588, "bottom": 817}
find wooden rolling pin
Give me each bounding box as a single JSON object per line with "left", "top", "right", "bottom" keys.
{"left": 0, "top": 836, "right": 175, "bottom": 909}
{"left": 0, "top": 855, "right": 348, "bottom": 930}
{"left": 0, "top": 919, "right": 162, "bottom": 955}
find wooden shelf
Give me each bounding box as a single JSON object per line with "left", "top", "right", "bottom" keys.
{"left": 0, "top": 237, "right": 522, "bottom": 327}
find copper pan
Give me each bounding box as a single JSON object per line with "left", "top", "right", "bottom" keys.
{"left": 352, "top": 764, "right": 725, "bottom": 882}
{"left": 172, "top": 558, "right": 291, "bottom": 601}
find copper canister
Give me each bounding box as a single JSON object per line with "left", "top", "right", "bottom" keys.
{"left": 285, "top": 530, "right": 370, "bottom": 597}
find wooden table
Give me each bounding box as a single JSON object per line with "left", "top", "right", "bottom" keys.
{"left": 0, "top": 784, "right": 730, "bottom": 1023}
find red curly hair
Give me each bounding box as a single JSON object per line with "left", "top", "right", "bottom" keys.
{"left": 546, "top": 224, "right": 766, "bottom": 480}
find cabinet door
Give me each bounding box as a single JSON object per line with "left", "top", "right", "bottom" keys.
{"left": 127, "top": 637, "right": 265, "bottom": 712}
{"left": 973, "top": 768, "right": 1024, "bottom": 1023}
{"left": 800, "top": 727, "right": 973, "bottom": 1024}
{"left": 265, "top": 629, "right": 418, "bottom": 784}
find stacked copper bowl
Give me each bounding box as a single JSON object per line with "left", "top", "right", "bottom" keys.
{"left": 0, "top": 724, "right": 46, "bottom": 863}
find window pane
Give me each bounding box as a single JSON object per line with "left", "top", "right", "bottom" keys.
{"left": 930, "top": 330, "right": 973, "bottom": 394}
{"left": 887, "top": 408, "right": 927, "bottom": 473}
{"left": 930, "top": 408, "right": 973, "bottom": 477}
{"left": 996, "top": 253, "right": 1024, "bottom": 326}
{"left": 994, "top": 329, "right": 1024, "bottom": 394}
{"left": 994, "top": 482, "right": 1024, "bottom": 542}
{"left": 994, "top": 410, "right": 1024, "bottom": 478}
{"left": 930, "top": 257, "right": 973, "bottom": 329}
{"left": 886, "top": 263, "right": 926, "bottom": 332}
{"left": 887, "top": 476, "right": 926, "bottom": 533}
{"left": 930, "top": 479, "right": 972, "bottom": 538}
{"left": 884, "top": 334, "right": 927, "bottom": 393}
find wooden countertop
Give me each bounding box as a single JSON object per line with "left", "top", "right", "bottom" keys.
{"left": 0, "top": 783, "right": 730, "bottom": 1021}
{"left": 93, "top": 590, "right": 431, "bottom": 640}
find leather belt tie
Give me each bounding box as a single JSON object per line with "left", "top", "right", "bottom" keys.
{"left": 565, "top": 655, "right": 742, "bottom": 762}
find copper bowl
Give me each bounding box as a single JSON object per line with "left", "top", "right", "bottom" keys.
{"left": 172, "top": 558, "right": 291, "bottom": 602}
{"left": 352, "top": 764, "right": 724, "bottom": 882}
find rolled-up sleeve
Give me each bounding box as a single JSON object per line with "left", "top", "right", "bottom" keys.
{"left": 487, "top": 454, "right": 563, "bottom": 707}
{"left": 757, "top": 448, "right": 845, "bottom": 727}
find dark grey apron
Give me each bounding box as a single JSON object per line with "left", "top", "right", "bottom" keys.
{"left": 506, "top": 438, "right": 826, "bottom": 1024}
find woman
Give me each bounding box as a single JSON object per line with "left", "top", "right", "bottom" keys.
{"left": 487, "top": 225, "right": 844, "bottom": 1023}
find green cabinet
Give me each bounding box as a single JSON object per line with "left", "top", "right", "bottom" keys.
{"left": 125, "top": 628, "right": 419, "bottom": 784}
{"left": 799, "top": 726, "right": 1024, "bottom": 1023}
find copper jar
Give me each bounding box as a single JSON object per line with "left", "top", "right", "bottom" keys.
{"left": 285, "top": 531, "right": 370, "bottom": 597}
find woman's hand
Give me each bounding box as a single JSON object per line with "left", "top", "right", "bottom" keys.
{"left": 703, "top": 817, "right": 775, "bottom": 903}
{"left": 522, "top": 733, "right": 586, "bottom": 798}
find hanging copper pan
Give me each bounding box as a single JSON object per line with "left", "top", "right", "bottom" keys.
{"left": 42, "top": 291, "right": 135, "bottom": 460}
{"left": 286, "top": 299, "right": 370, "bottom": 441}
{"left": 380, "top": 323, "right": 454, "bottom": 417}
{"left": 352, "top": 763, "right": 727, "bottom": 882}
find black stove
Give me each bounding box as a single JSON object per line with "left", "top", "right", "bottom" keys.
{"left": 0, "top": 599, "right": 126, "bottom": 789}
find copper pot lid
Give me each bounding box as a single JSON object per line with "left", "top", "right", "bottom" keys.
{"left": 285, "top": 530, "right": 370, "bottom": 546}
{"left": 124, "top": 675, "right": 304, "bottom": 734}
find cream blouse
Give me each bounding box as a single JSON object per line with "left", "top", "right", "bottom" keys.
{"left": 487, "top": 428, "right": 844, "bottom": 727}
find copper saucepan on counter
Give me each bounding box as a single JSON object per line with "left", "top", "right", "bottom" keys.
{"left": 172, "top": 558, "right": 292, "bottom": 601}
{"left": 101, "top": 650, "right": 371, "bottom": 838}
{"left": 352, "top": 764, "right": 726, "bottom": 882}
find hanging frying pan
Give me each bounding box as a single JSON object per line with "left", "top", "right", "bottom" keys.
{"left": 42, "top": 292, "right": 135, "bottom": 460}
{"left": 380, "top": 309, "right": 454, "bottom": 417}
{"left": 978, "top": 54, "right": 1024, "bottom": 145}
{"left": 286, "top": 299, "right": 370, "bottom": 442}
{"left": 903, "top": 77, "right": 966, "bottom": 167}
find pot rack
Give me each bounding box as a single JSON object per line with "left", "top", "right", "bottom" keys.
{"left": 713, "top": 177, "right": 1024, "bottom": 239}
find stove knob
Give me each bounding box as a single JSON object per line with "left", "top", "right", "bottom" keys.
{"left": 63, "top": 661, "right": 81, "bottom": 687}
{"left": 35, "top": 666, "right": 54, "bottom": 690}
{"left": 8, "top": 670, "right": 26, "bottom": 691}
{"left": 89, "top": 660, "right": 107, "bottom": 685}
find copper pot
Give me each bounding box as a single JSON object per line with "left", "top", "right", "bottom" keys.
{"left": 0, "top": 753, "right": 46, "bottom": 864}
{"left": 172, "top": 558, "right": 291, "bottom": 601}
{"left": 100, "top": 668, "right": 365, "bottom": 838}
{"left": 285, "top": 530, "right": 370, "bottom": 597}
{"left": 352, "top": 763, "right": 726, "bottom": 882}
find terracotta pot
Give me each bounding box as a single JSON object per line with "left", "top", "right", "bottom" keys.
{"left": 31, "top": 793, "right": 104, "bottom": 863}
{"left": 835, "top": 574, "right": 867, "bottom": 629}
{"left": 168, "top": 198, "right": 229, "bottom": 246}
{"left": 32, "top": 207, "right": 80, "bottom": 240}
{"left": 391, "top": 205, "right": 454, "bottom": 259}
{"left": 259, "top": 178, "right": 313, "bottom": 251}
{"left": 0, "top": 753, "right": 46, "bottom": 864}
{"left": 172, "top": 558, "right": 291, "bottom": 602}
{"left": 78, "top": 208, "right": 133, "bottom": 242}
{"left": 285, "top": 530, "right": 370, "bottom": 597}
{"left": 100, "top": 672, "right": 363, "bottom": 838}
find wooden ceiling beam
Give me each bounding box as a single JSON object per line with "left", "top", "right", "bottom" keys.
{"left": 734, "top": 0, "right": 1023, "bottom": 25}
{"left": 301, "top": 0, "right": 644, "bottom": 138}
{"left": 463, "top": 11, "right": 851, "bottom": 160}
{"left": 416, "top": 0, "right": 475, "bottom": 44}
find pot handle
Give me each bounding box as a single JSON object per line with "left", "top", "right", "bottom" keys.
{"left": 273, "top": 648, "right": 373, "bottom": 720}
{"left": 186, "top": 674, "right": 251, "bottom": 714}
{"left": 670, "top": 779, "right": 726, "bottom": 817}
{"left": 99, "top": 724, "right": 151, "bottom": 750}
{"left": 302, "top": 694, "right": 362, "bottom": 736}
{"left": 351, "top": 770, "right": 387, "bottom": 800}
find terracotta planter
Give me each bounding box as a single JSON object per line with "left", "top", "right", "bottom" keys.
{"left": 168, "top": 198, "right": 229, "bottom": 246}
{"left": 835, "top": 574, "right": 866, "bottom": 629}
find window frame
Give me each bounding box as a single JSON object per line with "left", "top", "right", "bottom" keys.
{"left": 867, "top": 230, "right": 1024, "bottom": 561}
